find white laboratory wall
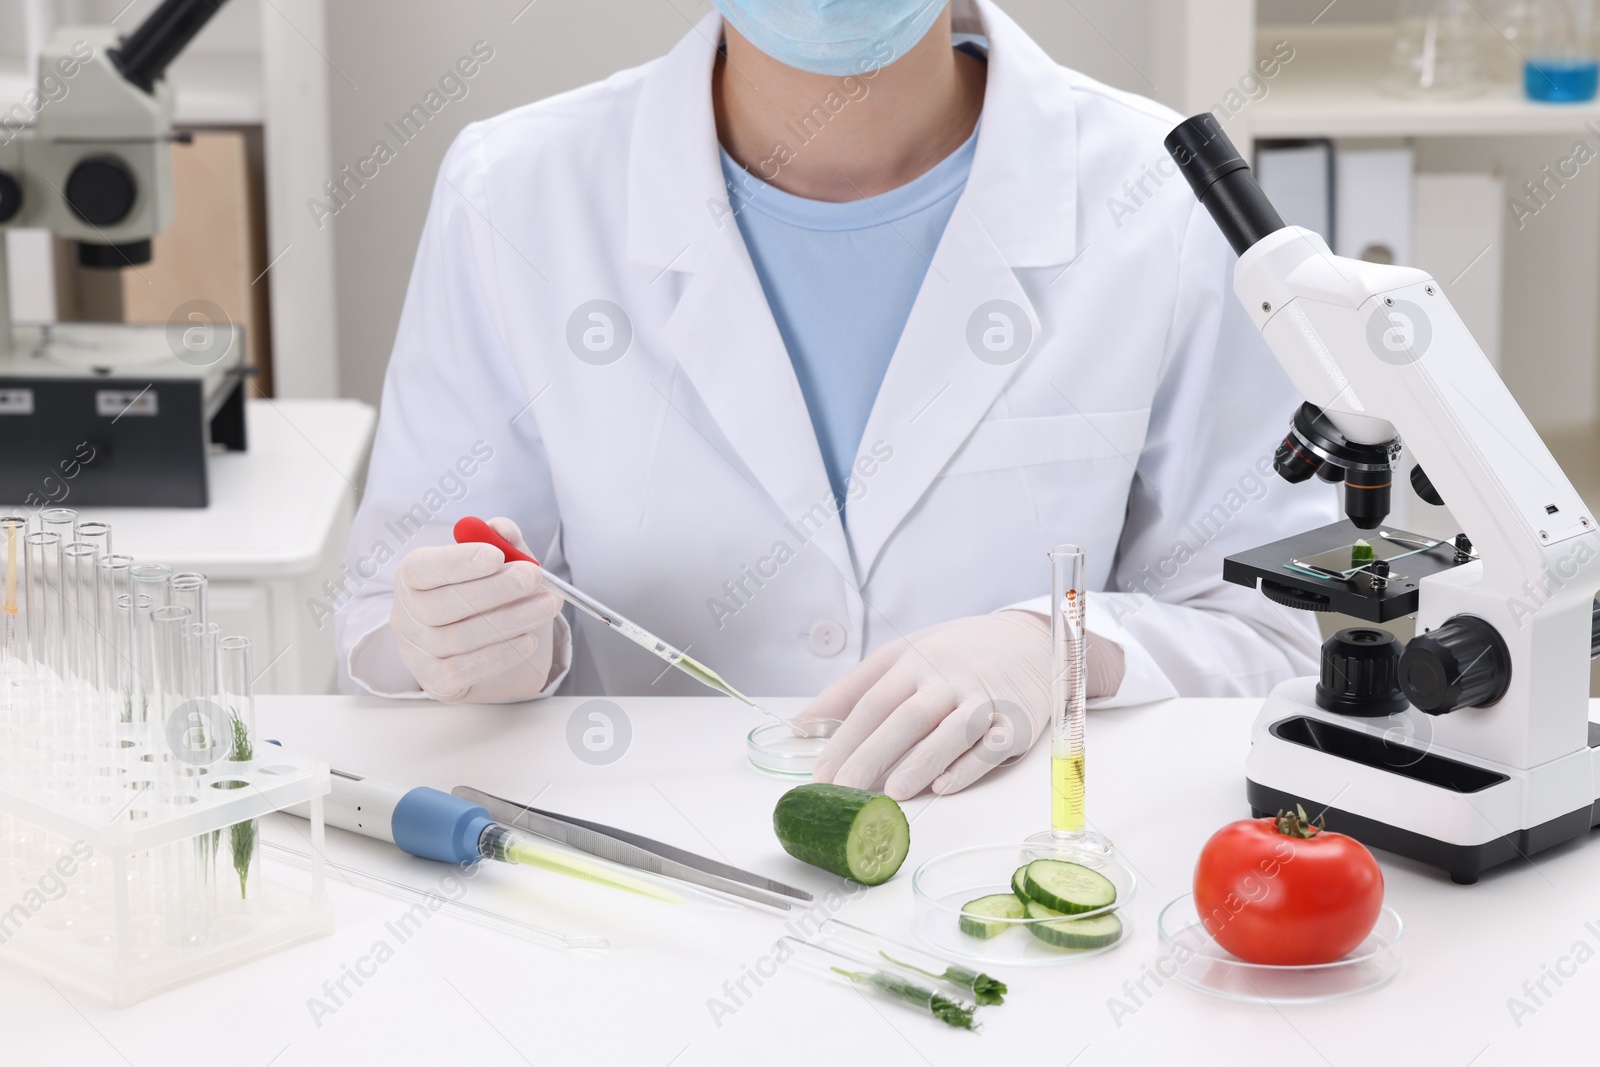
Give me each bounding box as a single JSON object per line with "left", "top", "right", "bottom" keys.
{"left": 323, "top": 0, "right": 1156, "bottom": 407}
{"left": 1257, "top": 0, "right": 1399, "bottom": 20}
{"left": 1417, "top": 136, "right": 1600, "bottom": 429}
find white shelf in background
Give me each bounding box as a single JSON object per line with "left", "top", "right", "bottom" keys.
{"left": 1254, "top": 25, "right": 1600, "bottom": 138}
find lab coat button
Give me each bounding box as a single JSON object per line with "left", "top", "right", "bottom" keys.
{"left": 809, "top": 620, "right": 846, "bottom": 657}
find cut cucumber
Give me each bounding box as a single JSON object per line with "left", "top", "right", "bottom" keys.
{"left": 958, "top": 893, "right": 1026, "bottom": 939}
{"left": 1021, "top": 859, "right": 1117, "bottom": 915}
{"left": 1024, "top": 900, "right": 1124, "bottom": 950}
{"left": 1010, "top": 864, "right": 1031, "bottom": 903}
{"left": 772, "top": 783, "right": 910, "bottom": 885}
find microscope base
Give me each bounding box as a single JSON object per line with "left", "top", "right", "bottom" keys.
{"left": 1246, "top": 780, "right": 1594, "bottom": 884}
{"left": 1244, "top": 677, "right": 1600, "bottom": 885}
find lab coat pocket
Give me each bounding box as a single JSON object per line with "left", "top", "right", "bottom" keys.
{"left": 943, "top": 410, "right": 1151, "bottom": 476}
{"left": 943, "top": 410, "right": 1152, "bottom": 552}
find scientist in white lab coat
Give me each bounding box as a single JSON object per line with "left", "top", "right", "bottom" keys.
{"left": 336, "top": 0, "right": 1336, "bottom": 800}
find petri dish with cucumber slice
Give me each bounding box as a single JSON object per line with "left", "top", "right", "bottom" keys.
{"left": 913, "top": 842, "right": 1137, "bottom": 966}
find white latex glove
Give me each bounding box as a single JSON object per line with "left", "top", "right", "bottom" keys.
{"left": 796, "top": 611, "right": 1127, "bottom": 800}
{"left": 390, "top": 517, "right": 564, "bottom": 703}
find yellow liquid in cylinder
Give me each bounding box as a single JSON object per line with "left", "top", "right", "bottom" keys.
{"left": 1051, "top": 752, "right": 1086, "bottom": 833}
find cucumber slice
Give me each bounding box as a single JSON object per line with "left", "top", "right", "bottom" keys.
{"left": 1024, "top": 900, "right": 1124, "bottom": 950}
{"left": 958, "top": 893, "right": 1026, "bottom": 939}
{"left": 1021, "top": 859, "right": 1117, "bottom": 915}
{"left": 1010, "top": 864, "right": 1031, "bottom": 903}
{"left": 772, "top": 783, "right": 910, "bottom": 885}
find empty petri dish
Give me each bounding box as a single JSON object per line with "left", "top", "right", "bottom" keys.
{"left": 747, "top": 719, "right": 841, "bottom": 778}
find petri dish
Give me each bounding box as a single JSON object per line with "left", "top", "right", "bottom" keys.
{"left": 911, "top": 841, "right": 1137, "bottom": 967}
{"left": 1157, "top": 893, "right": 1403, "bottom": 1004}
{"left": 747, "top": 718, "right": 840, "bottom": 778}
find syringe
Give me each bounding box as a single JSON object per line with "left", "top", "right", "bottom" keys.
{"left": 453, "top": 517, "right": 777, "bottom": 721}
{"left": 274, "top": 751, "right": 683, "bottom": 903}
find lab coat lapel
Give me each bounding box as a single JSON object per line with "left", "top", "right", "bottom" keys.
{"left": 847, "top": 0, "right": 1080, "bottom": 583}
{"left": 661, "top": 223, "right": 857, "bottom": 586}
{"left": 846, "top": 206, "right": 1039, "bottom": 582}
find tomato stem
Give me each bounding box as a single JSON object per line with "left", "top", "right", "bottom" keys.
{"left": 1273, "top": 803, "right": 1325, "bottom": 839}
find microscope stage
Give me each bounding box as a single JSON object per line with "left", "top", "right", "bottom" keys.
{"left": 1224, "top": 520, "right": 1471, "bottom": 622}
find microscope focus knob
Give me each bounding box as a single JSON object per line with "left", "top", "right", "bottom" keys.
{"left": 0, "top": 171, "right": 21, "bottom": 223}
{"left": 65, "top": 156, "right": 138, "bottom": 227}
{"left": 1400, "top": 616, "right": 1511, "bottom": 715}
{"left": 1316, "top": 627, "right": 1409, "bottom": 717}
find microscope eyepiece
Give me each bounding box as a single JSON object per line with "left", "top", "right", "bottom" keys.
{"left": 1164, "top": 114, "right": 1286, "bottom": 256}
{"left": 110, "top": 0, "right": 231, "bottom": 94}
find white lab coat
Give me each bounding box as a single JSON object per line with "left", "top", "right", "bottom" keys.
{"left": 335, "top": 0, "right": 1339, "bottom": 706}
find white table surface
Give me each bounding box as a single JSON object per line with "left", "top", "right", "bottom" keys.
{"left": 8, "top": 693, "right": 1599, "bottom": 1066}
{"left": 3, "top": 398, "right": 375, "bottom": 578}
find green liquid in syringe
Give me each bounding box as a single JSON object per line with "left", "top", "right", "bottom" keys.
{"left": 497, "top": 836, "right": 680, "bottom": 903}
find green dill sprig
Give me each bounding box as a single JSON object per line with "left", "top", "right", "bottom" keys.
{"left": 227, "top": 711, "right": 256, "bottom": 898}
{"left": 879, "top": 951, "right": 1007, "bottom": 1006}
{"left": 831, "top": 967, "right": 979, "bottom": 1031}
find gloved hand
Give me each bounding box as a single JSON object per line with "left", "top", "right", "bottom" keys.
{"left": 795, "top": 611, "right": 1126, "bottom": 800}
{"left": 390, "top": 517, "right": 565, "bottom": 703}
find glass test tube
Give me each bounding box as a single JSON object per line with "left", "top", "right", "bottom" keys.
{"left": 169, "top": 573, "right": 206, "bottom": 629}
{"left": 61, "top": 543, "right": 100, "bottom": 735}
{"left": 219, "top": 636, "right": 258, "bottom": 900}
{"left": 126, "top": 593, "right": 156, "bottom": 726}
{"left": 38, "top": 507, "right": 76, "bottom": 541}
{"left": 97, "top": 556, "right": 135, "bottom": 724}
{"left": 170, "top": 573, "right": 212, "bottom": 699}
{"left": 74, "top": 521, "right": 111, "bottom": 557}
{"left": 1026, "top": 545, "right": 1113, "bottom": 856}
{"left": 129, "top": 565, "right": 172, "bottom": 722}
{"left": 151, "top": 606, "right": 195, "bottom": 740}
{"left": 191, "top": 622, "right": 220, "bottom": 708}
{"left": 62, "top": 545, "right": 99, "bottom": 668}
{"left": 23, "top": 531, "right": 62, "bottom": 698}
{"left": 130, "top": 563, "right": 173, "bottom": 608}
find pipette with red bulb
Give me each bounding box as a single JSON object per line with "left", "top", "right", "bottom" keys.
{"left": 453, "top": 517, "right": 772, "bottom": 718}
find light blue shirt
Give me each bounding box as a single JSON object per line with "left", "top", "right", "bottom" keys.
{"left": 721, "top": 125, "right": 978, "bottom": 508}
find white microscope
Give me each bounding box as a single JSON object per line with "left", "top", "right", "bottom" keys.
{"left": 1166, "top": 115, "right": 1600, "bottom": 884}
{"left": 0, "top": 0, "right": 245, "bottom": 507}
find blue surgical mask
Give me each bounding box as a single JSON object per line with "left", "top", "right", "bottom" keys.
{"left": 713, "top": 0, "right": 947, "bottom": 76}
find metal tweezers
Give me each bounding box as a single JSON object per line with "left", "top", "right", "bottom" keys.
{"left": 452, "top": 785, "right": 813, "bottom": 910}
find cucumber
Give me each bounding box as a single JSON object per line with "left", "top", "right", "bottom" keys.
{"left": 958, "top": 893, "right": 1026, "bottom": 939}
{"left": 1021, "top": 859, "right": 1117, "bottom": 915}
{"left": 1010, "top": 864, "right": 1031, "bottom": 903}
{"left": 772, "top": 783, "right": 910, "bottom": 885}
{"left": 1024, "top": 900, "right": 1124, "bottom": 950}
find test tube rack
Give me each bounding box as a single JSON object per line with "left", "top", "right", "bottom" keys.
{"left": 0, "top": 742, "right": 331, "bottom": 1005}
{"left": 0, "top": 509, "right": 332, "bottom": 1005}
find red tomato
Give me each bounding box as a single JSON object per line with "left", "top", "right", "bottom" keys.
{"left": 1193, "top": 808, "right": 1384, "bottom": 966}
